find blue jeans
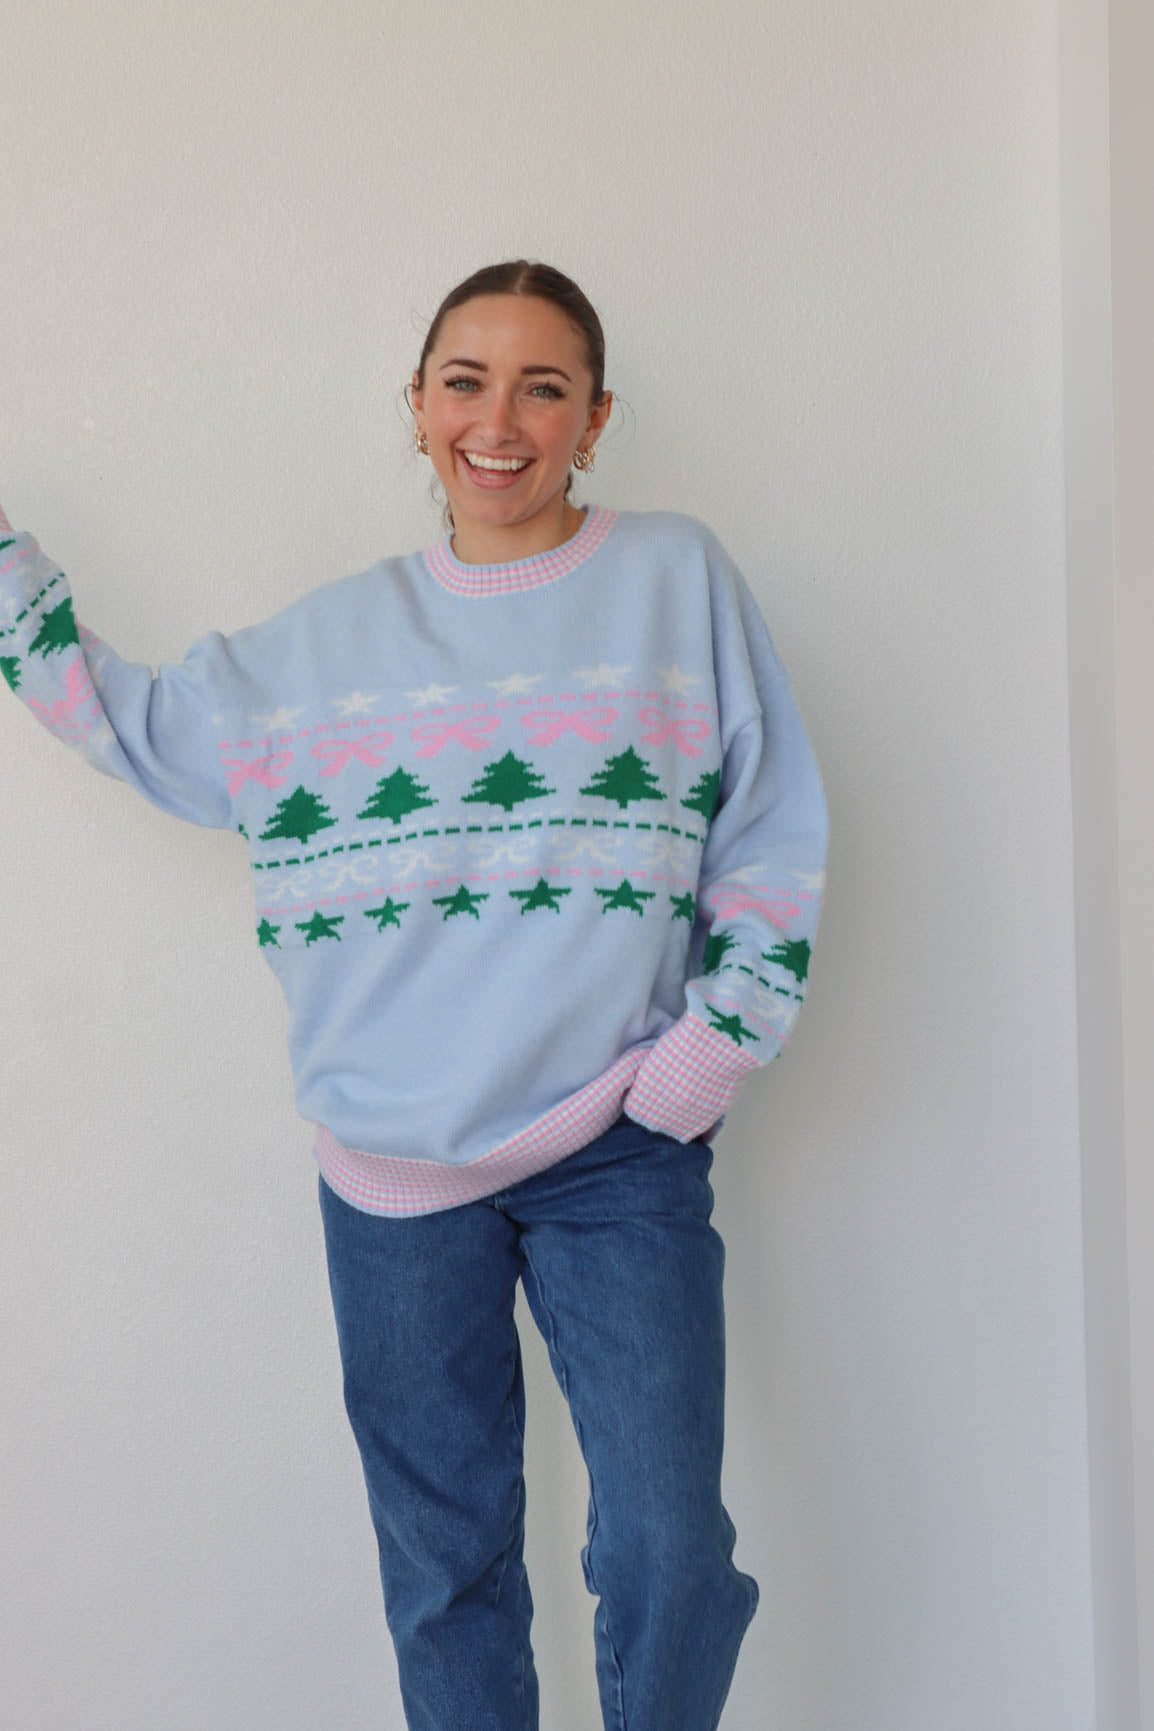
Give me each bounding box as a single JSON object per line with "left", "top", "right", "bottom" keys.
{"left": 318, "top": 1114, "right": 759, "bottom": 1731}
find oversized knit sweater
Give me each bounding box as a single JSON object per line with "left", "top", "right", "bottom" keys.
{"left": 0, "top": 499, "right": 828, "bottom": 1215}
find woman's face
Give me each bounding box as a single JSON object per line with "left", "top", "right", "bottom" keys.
{"left": 411, "top": 294, "right": 611, "bottom": 545}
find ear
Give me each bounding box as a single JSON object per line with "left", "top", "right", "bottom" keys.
{"left": 410, "top": 370, "right": 424, "bottom": 420}
{"left": 583, "top": 389, "right": 613, "bottom": 446}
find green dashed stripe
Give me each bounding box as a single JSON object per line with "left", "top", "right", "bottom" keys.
{"left": 251, "top": 814, "right": 708, "bottom": 871}
{"left": 710, "top": 960, "right": 806, "bottom": 995}
{"left": 0, "top": 570, "right": 66, "bottom": 642}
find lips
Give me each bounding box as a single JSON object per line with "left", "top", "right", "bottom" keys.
{"left": 460, "top": 451, "right": 533, "bottom": 472}
{"left": 456, "top": 448, "right": 536, "bottom": 489}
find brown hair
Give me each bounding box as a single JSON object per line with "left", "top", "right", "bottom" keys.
{"left": 411, "top": 260, "right": 608, "bottom": 530}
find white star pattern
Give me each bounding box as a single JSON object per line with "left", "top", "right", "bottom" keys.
{"left": 793, "top": 869, "right": 826, "bottom": 893}
{"left": 407, "top": 681, "right": 459, "bottom": 707}
{"left": 572, "top": 662, "right": 632, "bottom": 689}
{"left": 331, "top": 689, "right": 382, "bottom": 717}
{"left": 657, "top": 663, "right": 700, "bottom": 697}
{"left": 487, "top": 672, "right": 546, "bottom": 698}
{"left": 249, "top": 705, "right": 305, "bottom": 732}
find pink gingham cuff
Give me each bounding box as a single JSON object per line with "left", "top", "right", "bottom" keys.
{"left": 621, "top": 1010, "right": 761, "bottom": 1144}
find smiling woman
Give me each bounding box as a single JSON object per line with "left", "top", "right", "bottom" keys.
{"left": 408, "top": 260, "right": 613, "bottom": 563}
{"left": 0, "top": 256, "right": 828, "bottom": 1731}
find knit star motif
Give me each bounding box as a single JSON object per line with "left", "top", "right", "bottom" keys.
{"left": 432, "top": 884, "right": 490, "bottom": 920}
{"left": 509, "top": 877, "right": 573, "bottom": 914}
{"left": 363, "top": 897, "right": 410, "bottom": 930}
{"left": 250, "top": 705, "right": 305, "bottom": 732}
{"left": 330, "top": 689, "right": 381, "bottom": 716}
{"left": 295, "top": 910, "right": 345, "bottom": 945}
{"left": 704, "top": 1004, "right": 760, "bottom": 1047}
{"left": 594, "top": 878, "right": 657, "bottom": 916}
{"left": 657, "top": 663, "right": 700, "bottom": 696}
{"left": 407, "top": 681, "right": 459, "bottom": 706}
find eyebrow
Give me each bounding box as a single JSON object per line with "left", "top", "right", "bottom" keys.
{"left": 438, "top": 358, "right": 573, "bottom": 383}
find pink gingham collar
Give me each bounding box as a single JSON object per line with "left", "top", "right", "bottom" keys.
{"left": 422, "top": 504, "right": 618, "bottom": 596}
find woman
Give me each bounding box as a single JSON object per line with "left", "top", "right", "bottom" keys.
{"left": 1, "top": 259, "right": 828, "bottom": 1731}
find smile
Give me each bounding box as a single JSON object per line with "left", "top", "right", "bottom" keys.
{"left": 460, "top": 451, "right": 533, "bottom": 472}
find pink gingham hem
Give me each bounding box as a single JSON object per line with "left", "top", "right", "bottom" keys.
{"left": 314, "top": 1045, "right": 650, "bottom": 1217}
{"left": 314, "top": 1012, "right": 760, "bottom": 1217}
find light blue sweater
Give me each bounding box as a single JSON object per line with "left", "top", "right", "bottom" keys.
{"left": 1, "top": 501, "right": 828, "bottom": 1214}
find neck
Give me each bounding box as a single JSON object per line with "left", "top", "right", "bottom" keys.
{"left": 449, "top": 499, "right": 586, "bottom": 565}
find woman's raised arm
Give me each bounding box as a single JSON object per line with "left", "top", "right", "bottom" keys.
{"left": 1, "top": 502, "right": 240, "bottom": 830}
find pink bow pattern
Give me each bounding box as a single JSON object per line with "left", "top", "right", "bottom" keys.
{"left": 25, "top": 652, "right": 101, "bottom": 745}
{"left": 520, "top": 704, "right": 618, "bottom": 745}
{"left": 312, "top": 729, "right": 395, "bottom": 777}
{"left": 220, "top": 750, "right": 295, "bottom": 796}
{"left": 410, "top": 714, "right": 503, "bottom": 757}
{"left": 636, "top": 705, "right": 711, "bottom": 757}
{"left": 705, "top": 883, "right": 803, "bottom": 931}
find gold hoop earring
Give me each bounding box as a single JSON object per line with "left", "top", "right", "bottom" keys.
{"left": 414, "top": 428, "right": 429, "bottom": 456}
{"left": 572, "top": 445, "right": 595, "bottom": 473}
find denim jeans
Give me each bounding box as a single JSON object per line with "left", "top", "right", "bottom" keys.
{"left": 318, "top": 1113, "right": 759, "bottom": 1731}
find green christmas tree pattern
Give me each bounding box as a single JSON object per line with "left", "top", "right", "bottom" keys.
{"left": 461, "top": 751, "right": 555, "bottom": 813}
{"left": 259, "top": 785, "right": 338, "bottom": 845}
{"left": 0, "top": 655, "right": 20, "bottom": 692}
{"left": 257, "top": 919, "right": 281, "bottom": 947}
{"left": 509, "top": 877, "right": 572, "bottom": 914}
{"left": 682, "top": 767, "right": 721, "bottom": 823}
{"left": 28, "top": 597, "right": 80, "bottom": 658}
{"left": 703, "top": 930, "right": 737, "bottom": 974}
{"left": 671, "top": 890, "right": 696, "bottom": 923}
{"left": 763, "top": 936, "right": 811, "bottom": 983}
{"left": 579, "top": 745, "right": 664, "bottom": 810}
{"left": 357, "top": 767, "right": 437, "bottom": 825}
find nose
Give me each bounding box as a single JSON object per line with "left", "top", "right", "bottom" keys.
{"left": 475, "top": 385, "right": 520, "bottom": 445}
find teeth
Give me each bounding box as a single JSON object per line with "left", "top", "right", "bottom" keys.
{"left": 463, "top": 452, "right": 531, "bottom": 472}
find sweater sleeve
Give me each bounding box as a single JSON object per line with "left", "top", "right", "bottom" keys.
{"left": 621, "top": 661, "right": 828, "bottom": 1144}
{"left": 0, "top": 511, "right": 237, "bottom": 829}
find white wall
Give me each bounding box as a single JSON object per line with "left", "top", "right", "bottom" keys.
{"left": 1059, "top": 0, "right": 1140, "bottom": 1723}
{"left": 0, "top": 3, "right": 1103, "bottom": 1728}
{"left": 1109, "top": 0, "right": 1154, "bottom": 1723}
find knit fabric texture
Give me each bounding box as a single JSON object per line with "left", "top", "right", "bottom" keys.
{"left": 1, "top": 503, "right": 828, "bottom": 1214}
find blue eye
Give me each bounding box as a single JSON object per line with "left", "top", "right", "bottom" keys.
{"left": 442, "top": 375, "right": 565, "bottom": 399}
